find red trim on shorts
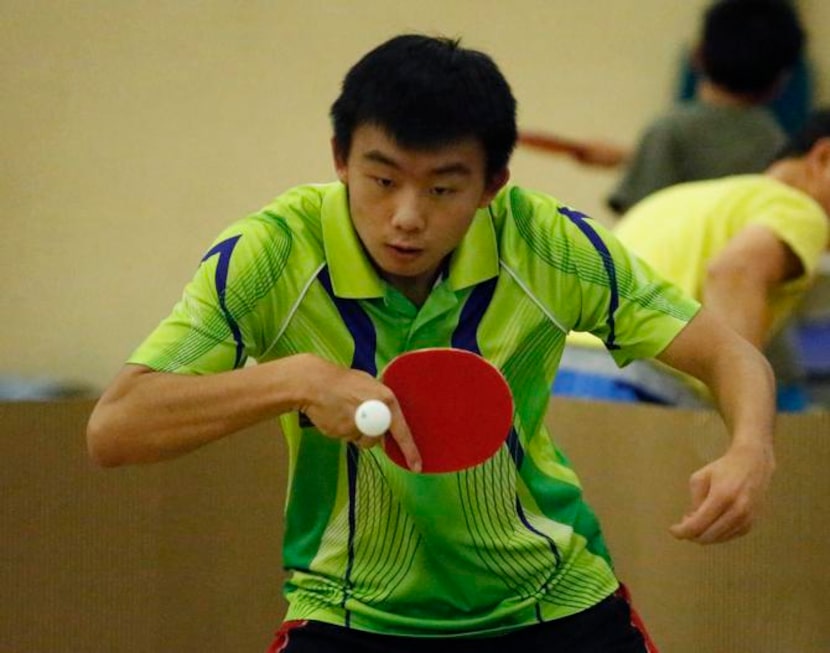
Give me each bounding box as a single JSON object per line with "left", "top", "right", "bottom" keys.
{"left": 617, "top": 584, "right": 660, "bottom": 653}
{"left": 266, "top": 620, "right": 309, "bottom": 653}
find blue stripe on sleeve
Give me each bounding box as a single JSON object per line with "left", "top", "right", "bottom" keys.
{"left": 558, "top": 207, "right": 620, "bottom": 350}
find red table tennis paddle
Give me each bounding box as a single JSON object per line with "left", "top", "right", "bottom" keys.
{"left": 380, "top": 348, "right": 514, "bottom": 473}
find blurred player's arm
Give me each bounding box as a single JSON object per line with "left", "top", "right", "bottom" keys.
{"left": 703, "top": 223, "right": 805, "bottom": 348}
{"left": 518, "top": 130, "right": 629, "bottom": 168}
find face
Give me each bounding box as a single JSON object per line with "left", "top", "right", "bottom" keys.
{"left": 807, "top": 138, "right": 830, "bottom": 227}
{"left": 333, "top": 124, "right": 508, "bottom": 302}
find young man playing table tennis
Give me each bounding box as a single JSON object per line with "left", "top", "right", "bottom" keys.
{"left": 87, "top": 34, "right": 776, "bottom": 652}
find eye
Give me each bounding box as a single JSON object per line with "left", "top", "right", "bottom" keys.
{"left": 431, "top": 186, "right": 456, "bottom": 196}
{"left": 373, "top": 177, "right": 394, "bottom": 188}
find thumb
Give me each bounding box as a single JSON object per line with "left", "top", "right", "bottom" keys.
{"left": 670, "top": 469, "right": 711, "bottom": 538}
{"left": 688, "top": 469, "right": 711, "bottom": 515}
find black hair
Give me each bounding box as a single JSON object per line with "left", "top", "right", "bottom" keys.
{"left": 773, "top": 108, "right": 830, "bottom": 160}
{"left": 330, "top": 34, "right": 517, "bottom": 180}
{"left": 700, "top": 0, "right": 805, "bottom": 97}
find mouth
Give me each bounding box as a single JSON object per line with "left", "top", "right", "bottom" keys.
{"left": 386, "top": 242, "right": 424, "bottom": 257}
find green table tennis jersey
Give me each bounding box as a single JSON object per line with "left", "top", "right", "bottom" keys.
{"left": 129, "top": 182, "right": 699, "bottom": 636}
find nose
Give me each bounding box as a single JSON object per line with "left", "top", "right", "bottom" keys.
{"left": 391, "top": 189, "right": 426, "bottom": 232}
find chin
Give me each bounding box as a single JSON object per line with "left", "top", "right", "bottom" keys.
{"left": 379, "top": 258, "right": 432, "bottom": 280}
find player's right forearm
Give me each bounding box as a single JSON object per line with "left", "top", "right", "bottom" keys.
{"left": 86, "top": 355, "right": 317, "bottom": 467}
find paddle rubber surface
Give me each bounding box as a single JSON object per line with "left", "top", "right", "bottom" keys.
{"left": 381, "top": 348, "right": 514, "bottom": 473}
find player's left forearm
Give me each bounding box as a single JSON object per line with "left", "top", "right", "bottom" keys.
{"left": 658, "top": 308, "right": 776, "bottom": 444}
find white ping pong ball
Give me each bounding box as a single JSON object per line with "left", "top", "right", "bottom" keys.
{"left": 354, "top": 400, "right": 392, "bottom": 437}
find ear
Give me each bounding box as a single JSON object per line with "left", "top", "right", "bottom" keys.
{"left": 689, "top": 45, "right": 705, "bottom": 74}
{"left": 479, "top": 168, "right": 510, "bottom": 207}
{"left": 810, "top": 137, "right": 830, "bottom": 163}
{"left": 331, "top": 137, "right": 348, "bottom": 184}
{"left": 805, "top": 137, "right": 830, "bottom": 176}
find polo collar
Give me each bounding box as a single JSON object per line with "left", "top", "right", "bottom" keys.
{"left": 321, "top": 182, "right": 499, "bottom": 299}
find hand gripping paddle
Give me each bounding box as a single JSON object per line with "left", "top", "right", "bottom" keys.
{"left": 379, "top": 348, "right": 514, "bottom": 473}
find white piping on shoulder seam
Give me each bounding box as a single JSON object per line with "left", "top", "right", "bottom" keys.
{"left": 499, "top": 260, "right": 569, "bottom": 334}
{"left": 261, "top": 262, "right": 327, "bottom": 359}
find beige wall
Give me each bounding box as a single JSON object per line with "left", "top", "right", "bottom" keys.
{"left": 4, "top": 1, "right": 828, "bottom": 390}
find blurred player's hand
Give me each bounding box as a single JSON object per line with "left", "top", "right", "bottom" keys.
{"left": 518, "top": 130, "right": 629, "bottom": 168}
{"left": 570, "top": 140, "right": 629, "bottom": 168}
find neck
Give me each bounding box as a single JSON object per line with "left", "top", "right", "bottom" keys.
{"left": 766, "top": 158, "right": 809, "bottom": 195}
{"left": 381, "top": 270, "right": 438, "bottom": 308}
{"left": 698, "top": 80, "right": 758, "bottom": 108}
{"left": 395, "top": 280, "right": 432, "bottom": 308}
{"left": 382, "top": 256, "right": 450, "bottom": 308}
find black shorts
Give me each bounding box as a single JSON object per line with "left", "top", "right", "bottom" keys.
{"left": 266, "top": 586, "right": 658, "bottom": 653}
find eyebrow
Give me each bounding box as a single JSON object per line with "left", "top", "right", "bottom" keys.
{"left": 362, "top": 149, "right": 473, "bottom": 177}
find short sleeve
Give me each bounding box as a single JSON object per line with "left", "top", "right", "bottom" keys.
{"left": 751, "top": 190, "right": 829, "bottom": 284}
{"left": 565, "top": 213, "right": 701, "bottom": 366}
{"left": 128, "top": 215, "right": 293, "bottom": 374}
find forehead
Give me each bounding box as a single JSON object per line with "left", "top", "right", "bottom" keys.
{"left": 348, "top": 124, "right": 487, "bottom": 176}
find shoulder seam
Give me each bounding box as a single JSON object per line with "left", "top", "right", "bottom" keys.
{"left": 261, "top": 261, "right": 327, "bottom": 358}
{"left": 499, "top": 260, "right": 569, "bottom": 334}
